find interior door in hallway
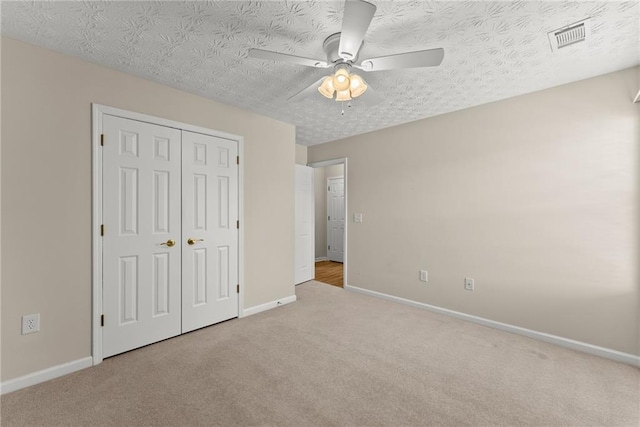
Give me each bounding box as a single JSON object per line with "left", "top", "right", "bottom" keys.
{"left": 294, "top": 165, "right": 314, "bottom": 284}
{"left": 327, "top": 177, "right": 345, "bottom": 263}
{"left": 102, "top": 115, "right": 182, "bottom": 358}
{"left": 181, "top": 131, "right": 239, "bottom": 333}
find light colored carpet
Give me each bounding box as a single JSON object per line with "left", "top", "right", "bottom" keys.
{"left": 2, "top": 281, "right": 639, "bottom": 426}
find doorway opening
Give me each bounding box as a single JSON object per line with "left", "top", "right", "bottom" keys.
{"left": 308, "top": 159, "right": 347, "bottom": 288}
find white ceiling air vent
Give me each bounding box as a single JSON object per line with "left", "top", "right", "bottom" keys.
{"left": 548, "top": 18, "right": 591, "bottom": 52}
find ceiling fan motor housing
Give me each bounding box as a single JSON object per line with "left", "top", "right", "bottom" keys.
{"left": 323, "top": 33, "right": 361, "bottom": 64}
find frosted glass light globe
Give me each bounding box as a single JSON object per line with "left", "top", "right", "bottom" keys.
{"left": 333, "top": 69, "right": 351, "bottom": 91}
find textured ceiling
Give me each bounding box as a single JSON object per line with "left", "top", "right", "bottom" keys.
{"left": 2, "top": 1, "right": 638, "bottom": 146}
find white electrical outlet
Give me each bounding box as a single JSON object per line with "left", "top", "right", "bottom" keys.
{"left": 22, "top": 313, "right": 40, "bottom": 335}
{"left": 419, "top": 270, "right": 428, "bottom": 282}
{"left": 353, "top": 213, "right": 363, "bottom": 223}
{"left": 464, "top": 278, "right": 474, "bottom": 291}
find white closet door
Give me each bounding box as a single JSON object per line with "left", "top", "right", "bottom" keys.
{"left": 294, "top": 165, "right": 314, "bottom": 284}
{"left": 181, "top": 131, "right": 239, "bottom": 333}
{"left": 102, "top": 115, "right": 182, "bottom": 358}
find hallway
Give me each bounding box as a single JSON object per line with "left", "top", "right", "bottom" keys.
{"left": 314, "top": 261, "right": 343, "bottom": 288}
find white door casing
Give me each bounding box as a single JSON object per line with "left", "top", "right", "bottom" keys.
{"left": 294, "top": 165, "right": 314, "bottom": 284}
{"left": 102, "top": 115, "right": 182, "bottom": 358}
{"left": 181, "top": 131, "right": 239, "bottom": 333}
{"left": 327, "top": 177, "right": 345, "bottom": 263}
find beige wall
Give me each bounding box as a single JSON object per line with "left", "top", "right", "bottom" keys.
{"left": 314, "top": 164, "right": 344, "bottom": 259}
{"left": 1, "top": 38, "right": 296, "bottom": 381}
{"left": 309, "top": 67, "right": 640, "bottom": 356}
{"left": 295, "top": 144, "right": 307, "bottom": 165}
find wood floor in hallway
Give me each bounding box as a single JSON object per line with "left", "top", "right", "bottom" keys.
{"left": 315, "top": 261, "right": 343, "bottom": 288}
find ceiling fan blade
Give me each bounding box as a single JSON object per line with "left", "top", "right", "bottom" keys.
{"left": 338, "top": 0, "right": 376, "bottom": 61}
{"left": 248, "top": 49, "right": 330, "bottom": 68}
{"left": 360, "top": 48, "right": 445, "bottom": 71}
{"left": 288, "top": 78, "right": 326, "bottom": 102}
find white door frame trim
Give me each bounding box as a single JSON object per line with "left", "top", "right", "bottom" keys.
{"left": 91, "top": 104, "right": 245, "bottom": 365}
{"left": 307, "top": 158, "right": 348, "bottom": 286}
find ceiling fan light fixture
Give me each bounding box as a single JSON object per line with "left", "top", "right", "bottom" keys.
{"left": 318, "top": 68, "right": 367, "bottom": 103}
{"left": 318, "top": 76, "right": 336, "bottom": 99}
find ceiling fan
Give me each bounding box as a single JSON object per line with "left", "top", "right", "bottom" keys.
{"left": 248, "top": 0, "right": 444, "bottom": 104}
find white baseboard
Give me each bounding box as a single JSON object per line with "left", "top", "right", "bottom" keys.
{"left": 315, "top": 257, "right": 328, "bottom": 262}
{"left": 1, "top": 356, "right": 93, "bottom": 395}
{"left": 345, "top": 285, "right": 640, "bottom": 367}
{"left": 242, "top": 294, "right": 297, "bottom": 317}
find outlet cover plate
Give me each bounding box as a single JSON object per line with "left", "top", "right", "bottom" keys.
{"left": 22, "top": 313, "right": 40, "bottom": 334}
{"left": 464, "top": 278, "right": 474, "bottom": 291}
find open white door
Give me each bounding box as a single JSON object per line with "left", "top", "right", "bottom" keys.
{"left": 295, "top": 165, "right": 314, "bottom": 284}
{"left": 181, "top": 131, "right": 239, "bottom": 333}
{"left": 102, "top": 115, "right": 182, "bottom": 358}
{"left": 327, "top": 177, "right": 345, "bottom": 263}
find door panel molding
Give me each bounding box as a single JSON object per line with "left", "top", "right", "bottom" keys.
{"left": 92, "top": 104, "right": 244, "bottom": 365}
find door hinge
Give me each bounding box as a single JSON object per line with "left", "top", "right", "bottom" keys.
{"left": 101, "top": 314, "right": 104, "bottom": 327}
{"left": 328, "top": 245, "right": 330, "bottom": 250}
{"left": 236, "top": 156, "right": 239, "bottom": 165}
{"left": 237, "top": 284, "right": 239, "bottom": 294}
{"left": 100, "top": 224, "right": 104, "bottom": 236}
{"left": 328, "top": 215, "right": 330, "bottom": 221}
{"left": 237, "top": 220, "right": 239, "bottom": 229}
{"left": 328, "top": 186, "right": 330, "bottom": 191}
{"left": 100, "top": 134, "right": 104, "bottom": 146}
